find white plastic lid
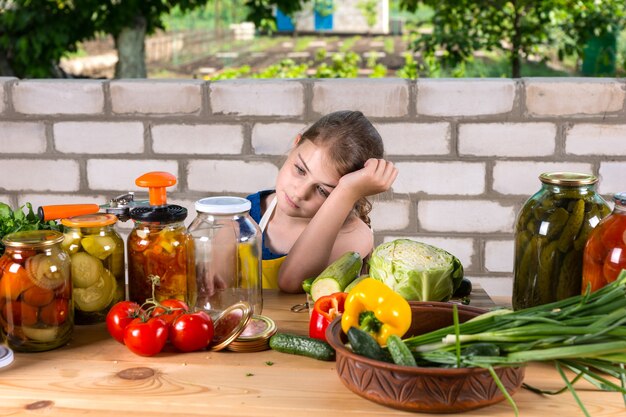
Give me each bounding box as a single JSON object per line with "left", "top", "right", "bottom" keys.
{"left": 0, "top": 345, "right": 14, "bottom": 369}
{"left": 195, "top": 196, "right": 252, "bottom": 214}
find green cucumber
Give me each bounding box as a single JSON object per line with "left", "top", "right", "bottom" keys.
{"left": 310, "top": 251, "right": 362, "bottom": 301}
{"left": 346, "top": 327, "right": 390, "bottom": 363}
{"left": 386, "top": 335, "right": 417, "bottom": 367}
{"left": 269, "top": 333, "right": 335, "bottom": 361}
{"left": 301, "top": 277, "right": 314, "bottom": 294}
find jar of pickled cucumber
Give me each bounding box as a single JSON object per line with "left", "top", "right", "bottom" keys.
{"left": 127, "top": 206, "right": 195, "bottom": 306}
{"left": 0, "top": 230, "right": 73, "bottom": 352}
{"left": 61, "top": 214, "right": 124, "bottom": 324}
{"left": 582, "top": 192, "right": 626, "bottom": 292}
{"left": 512, "top": 172, "right": 610, "bottom": 310}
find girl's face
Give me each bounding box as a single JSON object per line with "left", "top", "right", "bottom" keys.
{"left": 275, "top": 139, "right": 341, "bottom": 219}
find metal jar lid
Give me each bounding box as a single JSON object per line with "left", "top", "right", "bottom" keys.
{"left": 539, "top": 172, "right": 598, "bottom": 186}
{"left": 61, "top": 213, "right": 118, "bottom": 228}
{"left": 130, "top": 205, "right": 187, "bottom": 223}
{"left": 208, "top": 301, "right": 253, "bottom": 352}
{"left": 226, "top": 315, "right": 277, "bottom": 352}
{"left": 1, "top": 230, "right": 64, "bottom": 248}
{"left": 613, "top": 192, "right": 626, "bottom": 206}
{"left": 195, "top": 196, "right": 251, "bottom": 215}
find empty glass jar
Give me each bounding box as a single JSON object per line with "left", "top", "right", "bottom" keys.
{"left": 188, "top": 197, "right": 262, "bottom": 318}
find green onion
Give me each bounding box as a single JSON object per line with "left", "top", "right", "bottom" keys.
{"left": 402, "top": 270, "right": 626, "bottom": 414}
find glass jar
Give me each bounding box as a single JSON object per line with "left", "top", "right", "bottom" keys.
{"left": 188, "top": 197, "right": 262, "bottom": 317}
{"left": 0, "top": 230, "right": 73, "bottom": 352}
{"left": 582, "top": 192, "right": 626, "bottom": 292}
{"left": 127, "top": 206, "right": 195, "bottom": 306}
{"left": 512, "top": 172, "right": 610, "bottom": 310}
{"left": 60, "top": 214, "right": 124, "bottom": 324}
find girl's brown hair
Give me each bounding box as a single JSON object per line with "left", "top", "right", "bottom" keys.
{"left": 299, "top": 110, "right": 385, "bottom": 227}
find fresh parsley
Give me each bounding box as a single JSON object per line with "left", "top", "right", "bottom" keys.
{"left": 0, "top": 202, "right": 61, "bottom": 256}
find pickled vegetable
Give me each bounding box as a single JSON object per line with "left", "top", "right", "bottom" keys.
{"left": 513, "top": 174, "right": 610, "bottom": 310}
{"left": 74, "top": 269, "right": 117, "bottom": 312}
{"left": 81, "top": 235, "right": 117, "bottom": 260}
{"left": 25, "top": 253, "right": 70, "bottom": 290}
{"left": 582, "top": 193, "right": 626, "bottom": 293}
{"left": 70, "top": 252, "right": 103, "bottom": 288}
{"left": 128, "top": 224, "right": 193, "bottom": 305}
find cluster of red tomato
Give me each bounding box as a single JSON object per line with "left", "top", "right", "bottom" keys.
{"left": 105, "top": 299, "right": 214, "bottom": 356}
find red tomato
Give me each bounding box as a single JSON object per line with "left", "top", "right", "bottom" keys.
{"left": 106, "top": 301, "right": 142, "bottom": 344}
{"left": 169, "top": 312, "right": 214, "bottom": 353}
{"left": 39, "top": 298, "right": 69, "bottom": 326}
{"left": 151, "top": 299, "right": 189, "bottom": 326}
{"left": 124, "top": 317, "right": 169, "bottom": 356}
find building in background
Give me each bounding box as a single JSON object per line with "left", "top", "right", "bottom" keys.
{"left": 277, "top": 0, "right": 389, "bottom": 34}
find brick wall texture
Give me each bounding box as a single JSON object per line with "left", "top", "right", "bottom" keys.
{"left": 1, "top": 77, "right": 625, "bottom": 296}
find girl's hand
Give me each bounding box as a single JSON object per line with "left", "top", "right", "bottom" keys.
{"left": 336, "top": 158, "right": 398, "bottom": 201}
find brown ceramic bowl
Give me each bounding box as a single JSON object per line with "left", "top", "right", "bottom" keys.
{"left": 326, "top": 301, "right": 525, "bottom": 413}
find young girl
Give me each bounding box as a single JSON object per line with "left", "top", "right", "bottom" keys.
{"left": 247, "top": 110, "right": 398, "bottom": 293}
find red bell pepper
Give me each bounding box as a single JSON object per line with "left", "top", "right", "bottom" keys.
{"left": 309, "top": 292, "right": 347, "bottom": 341}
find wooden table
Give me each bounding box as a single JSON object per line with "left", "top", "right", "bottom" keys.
{"left": 0, "top": 287, "right": 624, "bottom": 416}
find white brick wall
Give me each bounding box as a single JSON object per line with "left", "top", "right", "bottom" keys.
{"left": 252, "top": 123, "right": 305, "bottom": 155}
{"left": 152, "top": 124, "right": 243, "bottom": 155}
{"left": 187, "top": 160, "right": 278, "bottom": 193}
{"left": 419, "top": 200, "right": 516, "bottom": 233}
{"left": 493, "top": 161, "right": 595, "bottom": 195}
{"left": 417, "top": 79, "right": 515, "bottom": 116}
{"left": 484, "top": 240, "right": 514, "bottom": 273}
{"left": 313, "top": 79, "right": 409, "bottom": 117}
{"left": 599, "top": 162, "right": 626, "bottom": 195}
{"left": 393, "top": 162, "right": 485, "bottom": 195}
{"left": 54, "top": 122, "right": 144, "bottom": 154}
{"left": 210, "top": 80, "right": 304, "bottom": 116}
{"left": 13, "top": 80, "right": 104, "bottom": 115}
{"left": 566, "top": 124, "right": 626, "bottom": 156}
{"left": 0, "top": 159, "right": 80, "bottom": 191}
{"left": 376, "top": 123, "right": 450, "bottom": 155}
{"left": 111, "top": 80, "right": 203, "bottom": 114}
{"left": 0, "top": 122, "right": 46, "bottom": 153}
{"left": 87, "top": 159, "right": 179, "bottom": 191}
{"left": 1, "top": 78, "right": 625, "bottom": 298}
{"left": 525, "top": 79, "right": 625, "bottom": 116}
{"left": 370, "top": 199, "right": 411, "bottom": 231}
{"left": 459, "top": 123, "right": 556, "bottom": 156}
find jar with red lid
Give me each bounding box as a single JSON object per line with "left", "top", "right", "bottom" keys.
{"left": 127, "top": 172, "right": 195, "bottom": 306}
{"left": 61, "top": 213, "right": 124, "bottom": 324}
{"left": 0, "top": 230, "right": 73, "bottom": 352}
{"left": 582, "top": 192, "right": 626, "bottom": 292}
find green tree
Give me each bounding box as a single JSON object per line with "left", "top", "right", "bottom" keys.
{"left": 358, "top": 0, "right": 379, "bottom": 34}
{"left": 244, "top": 0, "right": 310, "bottom": 33}
{"left": 0, "top": 0, "right": 97, "bottom": 77}
{"left": 400, "top": 0, "right": 625, "bottom": 78}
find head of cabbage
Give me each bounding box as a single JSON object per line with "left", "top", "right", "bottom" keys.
{"left": 368, "top": 239, "right": 464, "bottom": 301}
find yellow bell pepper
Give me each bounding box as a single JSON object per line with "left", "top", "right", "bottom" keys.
{"left": 341, "top": 278, "right": 412, "bottom": 346}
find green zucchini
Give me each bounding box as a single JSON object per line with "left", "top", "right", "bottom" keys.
{"left": 310, "top": 251, "right": 362, "bottom": 301}
{"left": 346, "top": 327, "right": 390, "bottom": 363}
{"left": 386, "top": 335, "right": 417, "bottom": 367}
{"left": 301, "top": 277, "right": 315, "bottom": 294}
{"left": 344, "top": 274, "right": 368, "bottom": 293}
{"left": 269, "top": 333, "right": 335, "bottom": 361}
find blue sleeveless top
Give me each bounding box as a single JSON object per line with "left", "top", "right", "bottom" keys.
{"left": 246, "top": 190, "right": 286, "bottom": 261}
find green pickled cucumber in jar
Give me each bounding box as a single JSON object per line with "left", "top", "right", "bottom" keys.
{"left": 512, "top": 172, "right": 610, "bottom": 310}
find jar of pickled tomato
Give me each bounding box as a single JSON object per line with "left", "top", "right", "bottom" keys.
{"left": 0, "top": 230, "right": 73, "bottom": 352}
{"left": 61, "top": 214, "right": 124, "bottom": 324}
{"left": 127, "top": 205, "right": 195, "bottom": 306}
{"left": 582, "top": 192, "right": 626, "bottom": 292}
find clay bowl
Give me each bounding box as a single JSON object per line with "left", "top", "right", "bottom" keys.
{"left": 326, "top": 301, "right": 525, "bottom": 413}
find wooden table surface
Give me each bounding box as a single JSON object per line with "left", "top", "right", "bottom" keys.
{"left": 0, "top": 287, "right": 624, "bottom": 417}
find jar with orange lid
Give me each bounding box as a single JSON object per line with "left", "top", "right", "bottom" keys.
{"left": 0, "top": 230, "right": 73, "bottom": 352}
{"left": 61, "top": 213, "right": 125, "bottom": 324}
{"left": 582, "top": 192, "right": 626, "bottom": 292}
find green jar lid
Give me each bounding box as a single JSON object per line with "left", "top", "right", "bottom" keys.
{"left": 539, "top": 172, "right": 598, "bottom": 186}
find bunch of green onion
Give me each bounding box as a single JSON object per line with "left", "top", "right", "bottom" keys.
{"left": 402, "top": 270, "right": 626, "bottom": 417}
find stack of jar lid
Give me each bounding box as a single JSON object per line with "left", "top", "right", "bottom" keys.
{"left": 209, "top": 302, "right": 276, "bottom": 353}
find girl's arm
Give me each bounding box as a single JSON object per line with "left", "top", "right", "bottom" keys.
{"left": 277, "top": 158, "right": 398, "bottom": 293}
